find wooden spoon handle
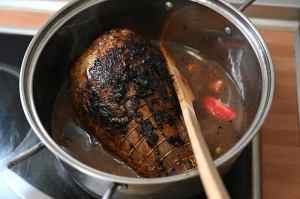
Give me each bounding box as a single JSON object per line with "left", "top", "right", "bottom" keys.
{"left": 181, "top": 102, "right": 230, "bottom": 199}
{"left": 160, "top": 43, "right": 230, "bottom": 199}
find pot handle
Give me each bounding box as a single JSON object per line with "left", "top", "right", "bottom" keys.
{"left": 238, "top": 0, "right": 255, "bottom": 12}
{"left": 102, "top": 183, "right": 120, "bottom": 199}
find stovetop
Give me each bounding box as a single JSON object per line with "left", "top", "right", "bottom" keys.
{"left": 0, "top": 33, "right": 261, "bottom": 199}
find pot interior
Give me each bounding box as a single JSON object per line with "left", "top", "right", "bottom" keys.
{"left": 32, "top": 0, "right": 262, "bottom": 178}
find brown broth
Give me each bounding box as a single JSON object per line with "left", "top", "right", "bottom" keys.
{"left": 169, "top": 44, "right": 246, "bottom": 158}
{"left": 52, "top": 44, "right": 246, "bottom": 177}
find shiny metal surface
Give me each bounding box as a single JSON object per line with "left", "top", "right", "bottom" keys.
{"left": 252, "top": 135, "right": 261, "bottom": 199}
{"left": 0, "top": 27, "right": 38, "bottom": 36}
{"left": 1, "top": 167, "right": 52, "bottom": 199}
{"left": 0, "top": 34, "right": 33, "bottom": 168}
{"left": 229, "top": 0, "right": 300, "bottom": 7}
{"left": 19, "top": 0, "right": 274, "bottom": 198}
{"left": 0, "top": 32, "right": 259, "bottom": 199}
{"left": 294, "top": 30, "right": 300, "bottom": 129}
{"left": 0, "top": 63, "right": 29, "bottom": 199}
{"left": 102, "top": 184, "right": 119, "bottom": 199}
{"left": 7, "top": 142, "right": 45, "bottom": 168}
{"left": 0, "top": 0, "right": 68, "bottom": 12}
{"left": 238, "top": 0, "right": 256, "bottom": 11}
{"left": 0, "top": 63, "right": 29, "bottom": 164}
{"left": 1, "top": 0, "right": 299, "bottom": 36}
{"left": 2, "top": 135, "right": 258, "bottom": 199}
{"left": 3, "top": 131, "right": 95, "bottom": 199}
{"left": 0, "top": 34, "right": 38, "bottom": 199}
{"left": 0, "top": 33, "right": 95, "bottom": 199}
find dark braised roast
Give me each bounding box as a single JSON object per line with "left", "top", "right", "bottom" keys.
{"left": 70, "top": 29, "right": 196, "bottom": 177}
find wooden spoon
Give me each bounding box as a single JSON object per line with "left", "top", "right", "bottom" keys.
{"left": 160, "top": 43, "right": 230, "bottom": 199}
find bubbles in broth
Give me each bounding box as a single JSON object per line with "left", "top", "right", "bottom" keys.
{"left": 52, "top": 43, "right": 246, "bottom": 178}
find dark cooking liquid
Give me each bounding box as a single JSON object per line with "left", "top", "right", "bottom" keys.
{"left": 52, "top": 43, "right": 246, "bottom": 178}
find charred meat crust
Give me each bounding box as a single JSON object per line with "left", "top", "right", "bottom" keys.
{"left": 70, "top": 29, "right": 196, "bottom": 177}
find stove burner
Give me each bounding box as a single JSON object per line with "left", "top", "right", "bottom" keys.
{"left": 0, "top": 63, "right": 30, "bottom": 164}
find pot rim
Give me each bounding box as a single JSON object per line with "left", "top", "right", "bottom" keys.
{"left": 19, "top": 0, "right": 274, "bottom": 185}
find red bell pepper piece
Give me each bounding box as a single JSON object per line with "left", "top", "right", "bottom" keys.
{"left": 186, "top": 63, "right": 196, "bottom": 72}
{"left": 202, "top": 96, "right": 236, "bottom": 122}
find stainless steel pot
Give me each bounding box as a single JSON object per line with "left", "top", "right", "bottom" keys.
{"left": 11, "top": 0, "right": 274, "bottom": 198}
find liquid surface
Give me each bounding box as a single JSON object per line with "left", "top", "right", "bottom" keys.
{"left": 52, "top": 43, "right": 246, "bottom": 177}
